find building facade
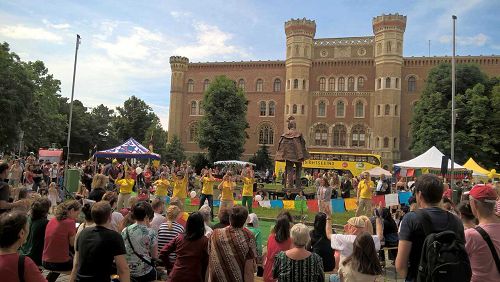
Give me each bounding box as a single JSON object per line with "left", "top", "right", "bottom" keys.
{"left": 168, "top": 14, "right": 500, "bottom": 165}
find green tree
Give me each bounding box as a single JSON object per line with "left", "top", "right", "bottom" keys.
{"left": 0, "top": 42, "right": 34, "bottom": 150}
{"left": 88, "top": 104, "right": 119, "bottom": 152}
{"left": 249, "top": 145, "right": 273, "bottom": 171}
{"left": 164, "top": 135, "right": 185, "bottom": 162}
{"left": 143, "top": 121, "right": 167, "bottom": 161}
{"left": 189, "top": 153, "right": 210, "bottom": 173}
{"left": 114, "top": 96, "right": 158, "bottom": 143}
{"left": 197, "top": 76, "right": 249, "bottom": 162}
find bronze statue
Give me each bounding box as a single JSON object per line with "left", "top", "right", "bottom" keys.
{"left": 275, "top": 116, "right": 310, "bottom": 189}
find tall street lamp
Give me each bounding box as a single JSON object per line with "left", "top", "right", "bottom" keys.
{"left": 450, "top": 16, "right": 457, "bottom": 200}
{"left": 65, "top": 35, "right": 81, "bottom": 169}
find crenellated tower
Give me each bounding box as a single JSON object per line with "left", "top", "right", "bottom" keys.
{"left": 372, "top": 14, "right": 406, "bottom": 164}
{"left": 168, "top": 56, "right": 189, "bottom": 143}
{"left": 284, "top": 18, "right": 316, "bottom": 141}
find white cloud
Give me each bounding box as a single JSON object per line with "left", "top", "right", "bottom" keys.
{"left": 170, "top": 11, "right": 191, "bottom": 19}
{"left": 174, "top": 22, "right": 249, "bottom": 60}
{"left": 42, "top": 19, "right": 71, "bottom": 30}
{"left": 0, "top": 24, "right": 63, "bottom": 42}
{"left": 439, "top": 33, "right": 489, "bottom": 46}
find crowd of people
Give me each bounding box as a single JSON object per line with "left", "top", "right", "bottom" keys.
{"left": 0, "top": 154, "right": 500, "bottom": 282}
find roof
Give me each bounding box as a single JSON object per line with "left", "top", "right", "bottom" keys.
{"left": 394, "top": 146, "right": 467, "bottom": 170}
{"left": 94, "top": 138, "right": 160, "bottom": 160}
{"left": 362, "top": 166, "right": 392, "bottom": 177}
{"left": 38, "top": 149, "right": 63, "bottom": 157}
{"left": 463, "top": 158, "right": 500, "bottom": 177}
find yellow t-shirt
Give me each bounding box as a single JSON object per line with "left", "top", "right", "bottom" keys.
{"left": 201, "top": 177, "right": 215, "bottom": 195}
{"left": 154, "top": 179, "right": 170, "bottom": 197}
{"left": 242, "top": 177, "right": 254, "bottom": 196}
{"left": 116, "top": 178, "right": 135, "bottom": 194}
{"left": 358, "top": 180, "right": 374, "bottom": 199}
{"left": 172, "top": 176, "right": 188, "bottom": 199}
{"left": 221, "top": 181, "right": 234, "bottom": 201}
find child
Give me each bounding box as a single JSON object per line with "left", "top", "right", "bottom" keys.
{"left": 48, "top": 182, "right": 59, "bottom": 214}
{"left": 337, "top": 232, "right": 383, "bottom": 282}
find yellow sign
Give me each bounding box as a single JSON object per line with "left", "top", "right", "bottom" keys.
{"left": 303, "top": 159, "right": 336, "bottom": 169}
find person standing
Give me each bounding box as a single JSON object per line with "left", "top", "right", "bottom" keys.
{"left": 0, "top": 163, "right": 24, "bottom": 214}
{"left": 70, "top": 201, "right": 130, "bottom": 282}
{"left": 172, "top": 171, "right": 188, "bottom": 201}
{"left": 199, "top": 169, "right": 215, "bottom": 219}
{"left": 20, "top": 198, "right": 51, "bottom": 266}
{"left": 150, "top": 198, "right": 166, "bottom": 233}
{"left": 8, "top": 160, "right": 23, "bottom": 188}
{"left": 307, "top": 212, "right": 334, "bottom": 272}
{"left": 264, "top": 215, "right": 292, "bottom": 282}
{"left": 355, "top": 172, "right": 374, "bottom": 217}
{"left": 153, "top": 172, "right": 170, "bottom": 204}
{"left": 340, "top": 175, "right": 352, "bottom": 199}
{"left": 241, "top": 164, "right": 255, "bottom": 213}
{"left": 316, "top": 177, "right": 332, "bottom": 214}
{"left": 116, "top": 170, "right": 135, "bottom": 210}
{"left": 465, "top": 184, "right": 500, "bottom": 282}
{"left": 157, "top": 205, "right": 184, "bottom": 272}
{"left": 208, "top": 205, "right": 256, "bottom": 282}
{"left": 218, "top": 172, "right": 235, "bottom": 209}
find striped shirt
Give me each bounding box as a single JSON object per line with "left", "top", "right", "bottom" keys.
{"left": 157, "top": 221, "right": 184, "bottom": 264}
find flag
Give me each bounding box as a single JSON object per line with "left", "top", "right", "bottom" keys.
{"left": 294, "top": 200, "right": 307, "bottom": 211}
{"left": 282, "top": 200, "right": 294, "bottom": 210}
{"left": 344, "top": 198, "right": 358, "bottom": 211}
{"left": 270, "top": 200, "right": 283, "bottom": 209}
{"left": 331, "top": 198, "right": 346, "bottom": 213}
{"left": 306, "top": 200, "right": 319, "bottom": 212}
{"left": 372, "top": 195, "right": 386, "bottom": 207}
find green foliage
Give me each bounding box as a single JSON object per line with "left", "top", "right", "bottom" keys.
{"left": 88, "top": 104, "right": 119, "bottom": 152}
{"left": 143, "top": 121, "right": 167, "bottom": 161}
{"left": 114, "top": 96, "right": 159, "bottom": 143}
{"left": 164, "top": 135, "right": 185, "bottom": 162}
{"left": 197, "top": 76, "right": 249, "bottom": 162}
{"left": 410, "top": 63, "right": 500, "bottom": 167}
{"left": 189, "top": 153, "right": 210, "bottom": 173}
{"left": 248, "top": 145, "right": 273, "bottom": 171}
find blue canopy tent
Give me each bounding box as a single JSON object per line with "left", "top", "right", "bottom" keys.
{"left": 94, "top": 138, "right": 161, "bottom": 160}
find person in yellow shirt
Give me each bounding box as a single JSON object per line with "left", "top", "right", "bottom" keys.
{"left": 218, "top": 172, "right": 235, "bottom": 209}
{"left": 153, "top": 172, "right": 171, "bottom": 204}
{"left": 116, "top": 169, "right": 135, "bottom": 210}
{"left": 172, "top": 170, "right": 188, "bottom": 200}
{"left": 241, "top": 164, "right": 255, "bottom": 213}
{"left": 199, "top": 168, "right": 216, "bottom": 219}
{"left": 356, "top": 172, "right": 374, "bottom": 217}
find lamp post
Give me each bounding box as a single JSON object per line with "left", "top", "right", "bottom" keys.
{"left": 450, "top": 16, "right": 457, "bottom": 201}
{"left": 65, "top": 34, "right": 81, "bottom": 168}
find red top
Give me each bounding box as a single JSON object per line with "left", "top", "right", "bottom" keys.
{"left": 42, "top": 218, "right": 76, "bottom": 263}
{"left": 0, "top": 253, "right": 47, "bottom": 282}
{"left": 263, "top": 233, "right": 292, "bottom": 282}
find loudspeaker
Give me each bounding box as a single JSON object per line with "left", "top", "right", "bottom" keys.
{"left": 441, "top": 156, "right": 449, "bottom": 176}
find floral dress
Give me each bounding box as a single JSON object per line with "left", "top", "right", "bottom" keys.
{"left": 121, "top": 223, "right": 157, "bottom": 278}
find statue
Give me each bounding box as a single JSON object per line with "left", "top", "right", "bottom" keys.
{"left": 275, "top": 116, "right": 310, "bottom": 189}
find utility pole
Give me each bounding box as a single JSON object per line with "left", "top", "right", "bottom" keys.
{"left": 451, "top": 16, "right": 457, "bottom": 201}
{"left": 65, "top": 34, "right": 81, "bottom": 169}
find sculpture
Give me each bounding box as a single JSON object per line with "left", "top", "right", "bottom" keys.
{"left": 275, "top": 116, "right": 310, "bottom": 189}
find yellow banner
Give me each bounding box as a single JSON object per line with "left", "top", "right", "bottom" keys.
{"left": 282, "top": 200, "right": 295, "bottom": 210}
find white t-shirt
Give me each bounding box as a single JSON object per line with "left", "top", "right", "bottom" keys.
{"left": 331, "top": 234, "right": 381, "bottom": 263}
{"left": 150, "top": 213, "right": 166, "bottom": 232}
{"left": 111, "top": 211, "right": 124, "bottom": 232}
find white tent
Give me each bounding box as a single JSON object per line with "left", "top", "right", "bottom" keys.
{"left": 362, "top": 166, "right": 392, "bottom": 177}
{"left": 394, "top": 146, "right": 467, "bottom": 170}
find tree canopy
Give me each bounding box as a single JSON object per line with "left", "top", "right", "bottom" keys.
{"left": 197, "top": 76, "right": 249, "bottom": 162}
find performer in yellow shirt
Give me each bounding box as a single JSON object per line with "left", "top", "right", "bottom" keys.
{"left": 241, "top": 164, "right": 255, "bottom": 213}
{"left": 116, "top": 170, "right": 135, "bottom": 210}
{"left": 356, "top": 172, "right": 375, "bottom": 217}
{"left": 172, "top": 170, "right": 188, "bottom": 200}
{"left": 153, "top": 172, "right": 171, "bottom": 204}
{"left": 199, "top": 168, "right": 216, "bottom": 219}
{"left": 218, "top": 172, "right": 235, "bottom": 209}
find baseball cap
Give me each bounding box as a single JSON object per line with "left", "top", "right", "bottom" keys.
{"left": 347, "top": 216, "right": 365, "bottom": 228}
{"left": 469, "top": 184, "right": 497, "bottom": 203}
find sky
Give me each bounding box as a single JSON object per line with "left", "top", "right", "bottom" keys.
{"left": 1, "top": 0, "right": 499, "bottom": 130}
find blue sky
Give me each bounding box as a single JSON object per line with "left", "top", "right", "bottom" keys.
{"left": 1, "top": 0, "right": 499, "bottom": 129}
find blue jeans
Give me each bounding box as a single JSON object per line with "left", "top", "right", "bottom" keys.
{"left": 199, "top": 194, "right": 213, "bottom": 219}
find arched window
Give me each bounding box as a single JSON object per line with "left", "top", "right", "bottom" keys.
{"left": 292, "top": 104, "right": 297, "bottom": 114}
{"left": 377, "top": 105, "right": 381, "bottom": 116}
{"left": 385, "top": 77, "right": 391, "bottom": 88}
{"left": 256, "top": 79, "right": 263, "bottom": 92}
{"left": 238, "top": 79, "right": 245, "bottom": 90}
{"left": 394, "top": 105, "right": 398, "bottom": 116}
{"left": 319, "top": 77, "right": 326, "bottom": 91}
{"left": 293, "top": 79, "right": 299, "bottom": 89}
{"left": 338, "top": 77, "right": 345, "bottom": 91}
{"left": 318, "top": 101, "right": 326, "bottom": 117}
{"left": 351, "top": 124, "right": 366, "bottom": 147}
{"left": 357, "top": 77, "right": 364, "bottom": 90}
{"left": 203, "top": 79, "right": 210, "bottom": 91}
{"left": 348, "top": 77, "right": 355, "bottom": 91}
{"left": 333, "top": 125, "right": 347, "bottom": 147}
{"left": 355, "top": 101, "right": 364, "bottom": 118}
{"left": 301, "top": 105, "right": 305, "bottom": 115}
{"left": 190, "top": 101, "right": 197, "bottom": 115}
{"left": 295, "top": 45, "right": 300, "bottom": 56}
{"left": 393, "top": 138, "right": 397, "bottom": 148}
{"left": 395, "top": 78, "right": 400, "bottom": 89}
{"left": 198, "top": 101, "right": 205, "bottom": 115}
{"left": 336, "top": 100, "right": 345, "bottom": 117}
{"left": 259, "top": 101, "right": 267, "bottom": 116}
{"left": 328, "top": 78, "right": 335, "bottom": 91}
{"left": 383, "top": 137, "right": 389, "bottom": 148}
{"left": 273, "top": 79, "right": 281, "bottom": 92}
{"left": 386, "top": 41, "right": 392, "bottom": 53}
{"left": 314, "top": 124, "right": 328, "bottom": 146}
{"left": 187, "top": 79, "right": 194, "bottom": 92}
{"left": 385, "top": 104, "right": 391, "bottom": 115}
{"left": 286, "top": 105, "right": 289, "bottom": 114}
{"left": 258, "top": 124, "right": 274, "bottom": 145}
{"left": 268, "top": 101, "right": 275, "bottom": 116}
{"left": 376, "top": 137, "right": 380, "bottom": 148}
{"left": 189, "top": 123, "right": 198, "bottom": 142}
{"left": 408, "top": 76, "right": 416, "bottom": 92}
{"left": 377, "top": 78, "right": 381, "bottom": 89}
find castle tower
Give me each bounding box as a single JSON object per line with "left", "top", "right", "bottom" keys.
{"left": 372, "top": 14, "right": 406, "bottom": 165}
{"left": 284, "top": 18, "right": 316, "bottom": 140}
{"left": 168, "top": 56, "right": 189, "bottom": 142}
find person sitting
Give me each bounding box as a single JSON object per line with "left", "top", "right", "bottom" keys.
{"left": 307, "top": 212, "right": 334, "bottom": 272}
{"left": 246, "top": 213, "right": 263, "bottom": 275}
{"left": 272, "top": 223, "right": 324, "bottom": 281}
{"left": 212, "top": 207, "right": 231, "bottom": 230}
{"left": 264, "top": 214, "right": 292, "bottom": 282}
{"left": 70, "top": 201, "right": 130, "bottom": 282}
{"left": 168, "top": 197, "right": 188, "bottom": 228}
{"left": 160, "top": 212, "right": 209, "bottom": 282}
{"left": 338, "top": 232, "right": 383, "bottom": 282}
{"left": 198, "top": 204, "right": 213, "bottom": 237}
{"left": 75, "top": 201, "right": 95, "bottom": 243}
{"left": 295, "top": 190, "right": 307, "bottom": 201}
{"left": 101, "top": 192, "right": 124, "bottom": 232}
{"left": 42, "top": 200, "right": 81, "bottom": 282}
{"left": 157, "top": 205, "right": 183, "bottom": 273}
{"left": 121, "top": 201, "right": 157, "bottom": 282}
{"left": 0, "top": 211, "right": 46, "bottom": 282}
{"left": 283, "top": 190, "right": 293, "bottom": 200}
{"left": 20, "top": 197, "right": 51, "bottom": 266}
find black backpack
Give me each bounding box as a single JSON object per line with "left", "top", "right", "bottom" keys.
{"left": 416, "top": 210, "right": 471, "bottom": 282}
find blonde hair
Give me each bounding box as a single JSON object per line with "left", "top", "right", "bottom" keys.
{"left": 290, "top": 223, "right": 310, "bottom": 247}
{"left": 166, "top": 205, "right": 181, "bottom": 229}
{"left": 91, "top": 174, "right": 109, "bottom": 190}
{"left": 169, "top": 197, "right": 184, "bottom": 211}
{"left": 359, "top": 215, "right": 373, "bottom": 235}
